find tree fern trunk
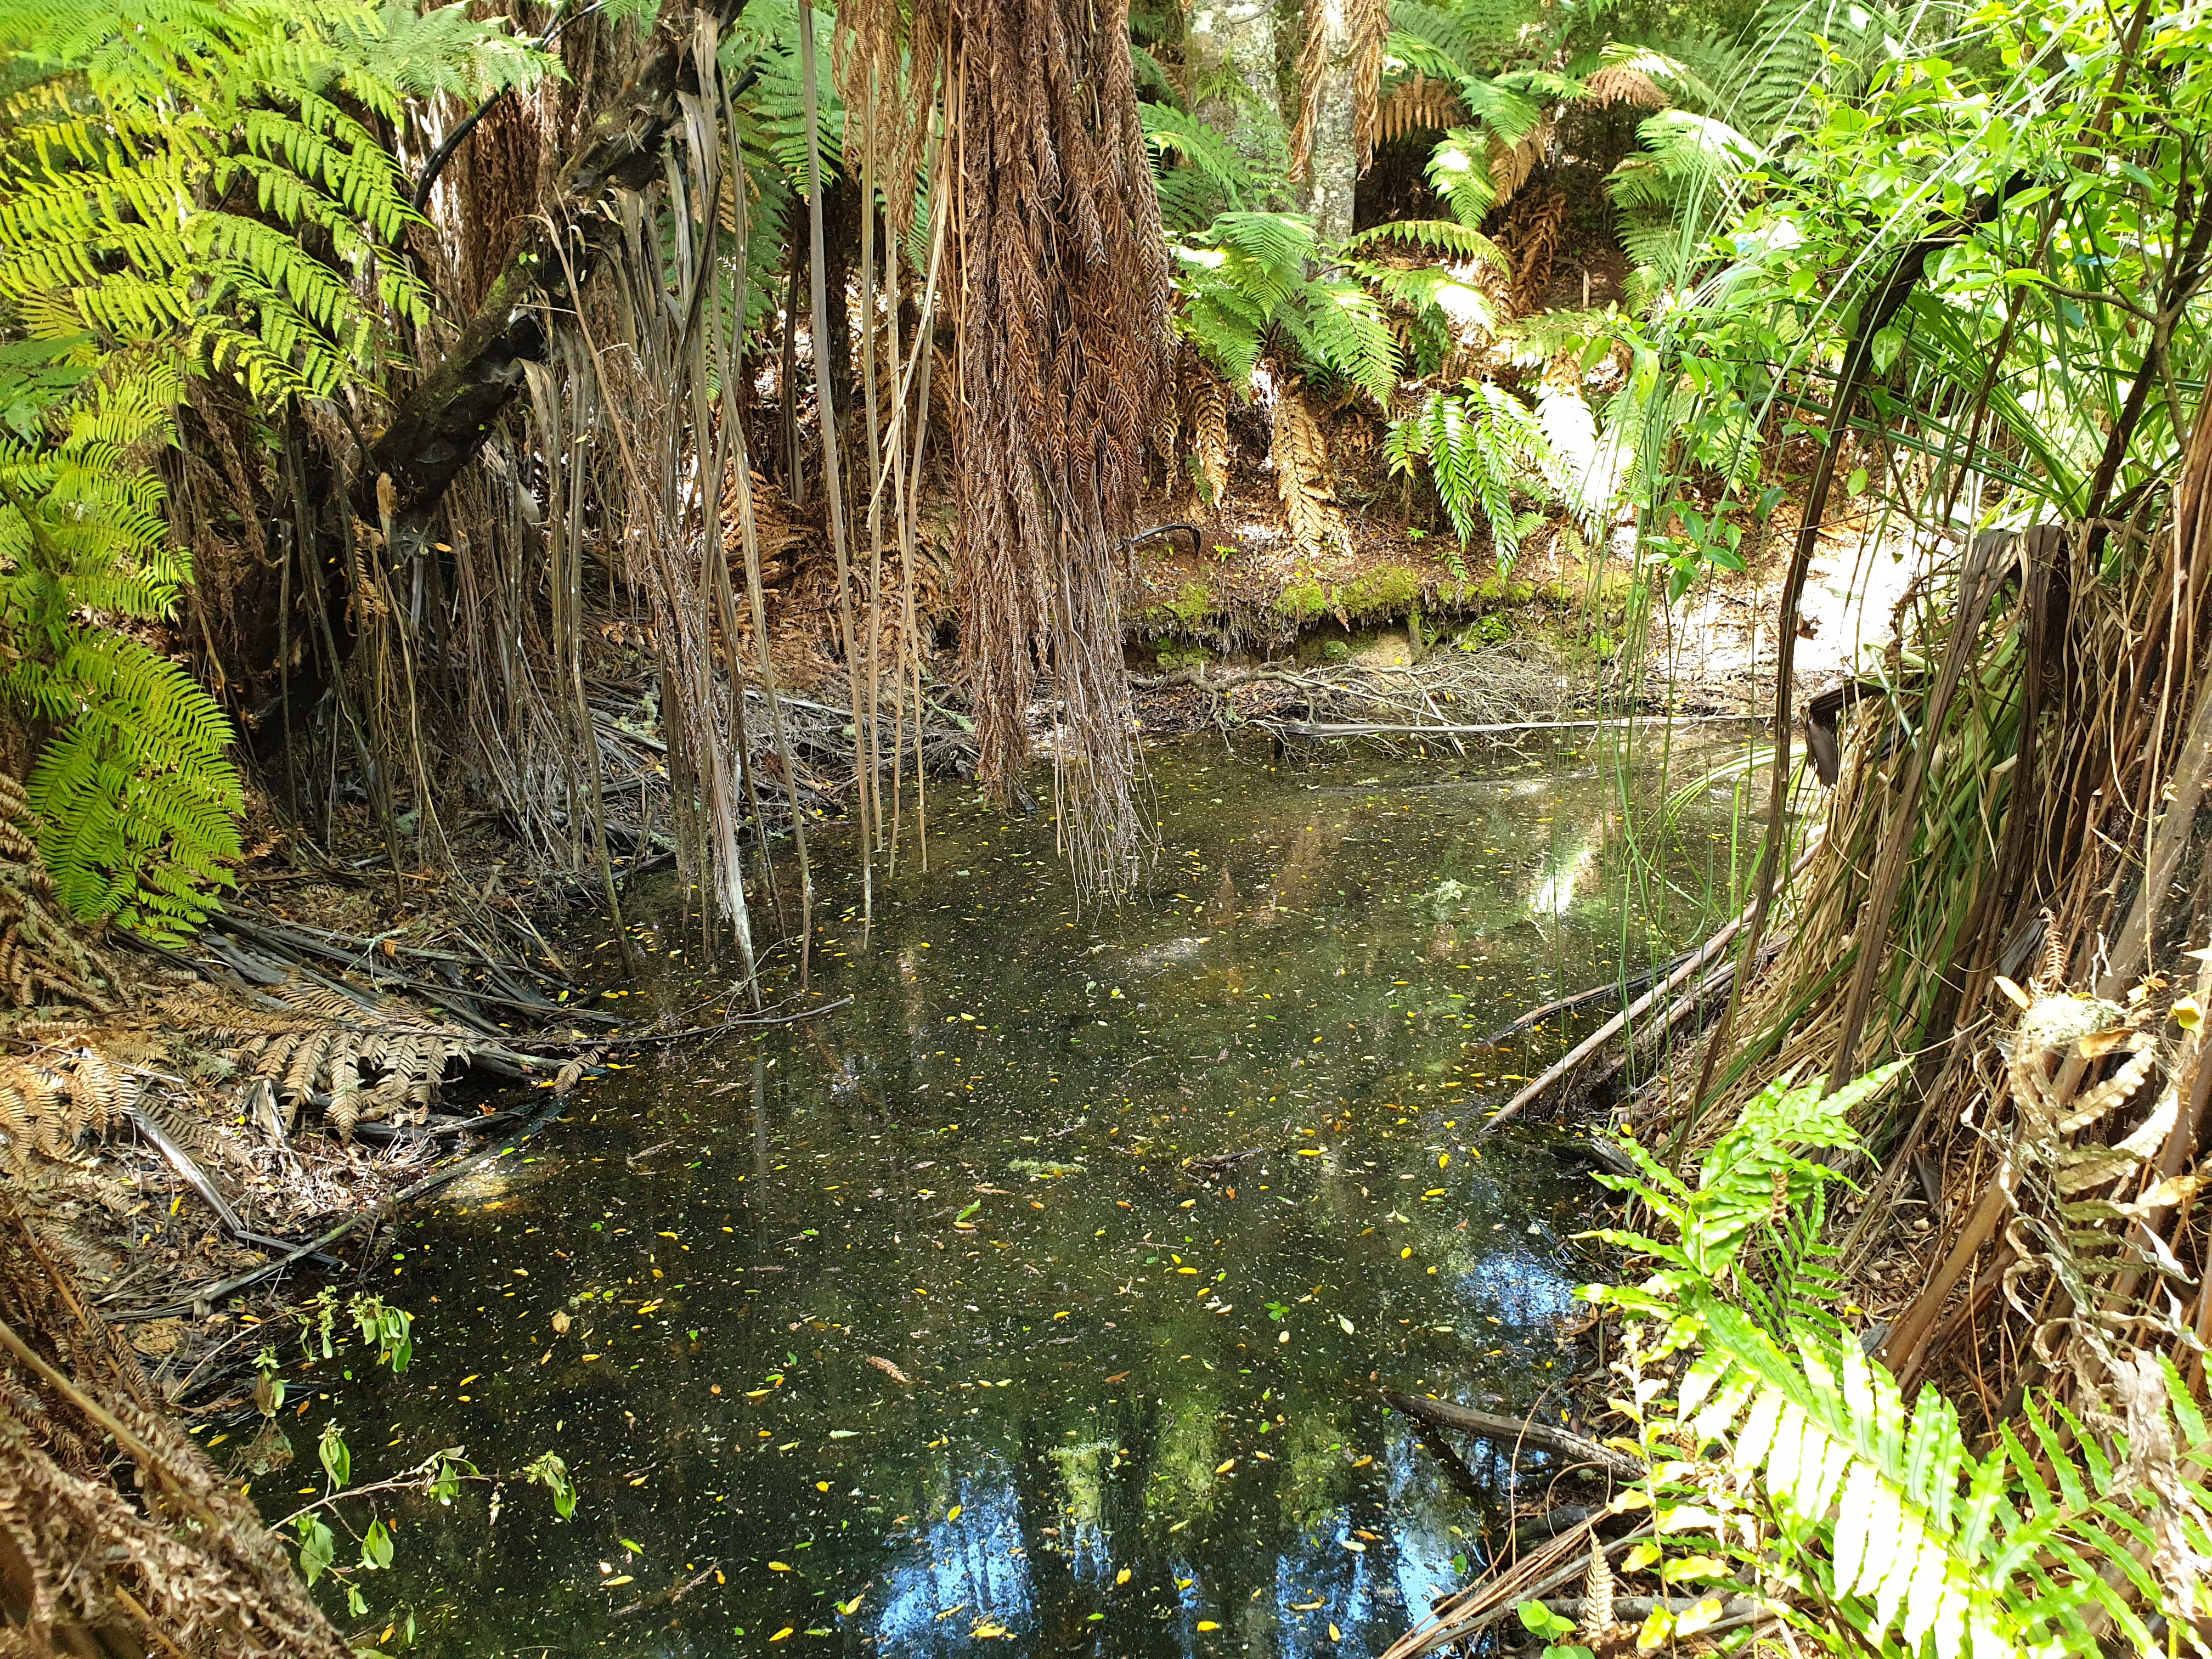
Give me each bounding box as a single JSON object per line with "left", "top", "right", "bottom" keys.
{"left": 1297, "top": 0, "right": 1361, "bottom": 244}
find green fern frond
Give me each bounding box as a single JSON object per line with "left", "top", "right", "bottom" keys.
{"left": 23, "top": 632, "right": 242, "bottom": 940}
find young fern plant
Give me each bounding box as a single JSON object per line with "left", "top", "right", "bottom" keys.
{"left": 1384, "top": 380, "right": 1557, "bottom": 574}
{"left": 1551, "top": 1063, "right": 2212, "bottom": 1658}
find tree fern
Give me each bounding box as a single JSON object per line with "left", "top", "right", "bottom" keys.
{"left": 0, "top": 2, "right": 544, "bottom": 936}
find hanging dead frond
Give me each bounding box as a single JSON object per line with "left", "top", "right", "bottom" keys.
{"left": 1375, "top": 74, "right": 1466, "bottom": 146}
{"left": 1193, "top": 373, "right": 1232, "bottom": 507}
{"left": 1582, "top": 66, "right": 1668, "bottom": 109}
{"left": 1272, "top": 386, "right": 1348, "bottom": 556}
{"left": 1488, "top": 127, "right": 1549, "bottom": 215}
{"left": 1287, "top": 3, "right": 1332, "bottom": 184}
{"left": 915, "top": 0, "right": 1174, "bottom": 894}
{"left": 1503, "top": 185, "right": 1567, "bottom": 313}
{"left": 1349, "top": 0, "right": 1391, "bottom": 170}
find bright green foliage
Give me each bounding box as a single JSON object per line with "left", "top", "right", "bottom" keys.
{"left": 0, "top": 1, "right": 551, "bottom": 939}
{"left": 1169, "top": 212, "right": 1403, "bottom": 408}
{"left": 1568, "top": 1064, "right": 2212, "bottom": 1657}
{"left": 1141, "top": 102, "right": 1273, "bottom": 234}
{"left": 0, "top": 341, "right": 240, "bottom": 939}
{"left": 720, "top": 0, "right": 843, "bottom": 347}
{"left": 0, "top": 0, "right": 546, "bottom": 399}
{"left": 1385, "top": 380, "right": 1556, "bottom": 570}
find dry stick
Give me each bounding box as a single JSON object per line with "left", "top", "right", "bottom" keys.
{"left": 716, "top": 75, "right": 814, "bottom": 988}
{"left": 1825, "top": 531, "right": 2009, "bottom": 1088}
{"left": 1380, "top": 1389, "right": 1643, "bottom": 1477}
{"left": 1265, "top": 714, "right": 1758, "bottom": 739}
{"left": 798, "top": 0, "right": 868, "bottom": 946}
{"left": 858, "top": 69, "right": 888, "bottom": 911}
{"left": 1679, "top": 232, "right": 1960, "bottom": 1146}
{"left": 1475, "top": 843, "right": 1821, "bottom": 1138}
{"left": 882, "top": 109, "right": 953, "bottom": 877}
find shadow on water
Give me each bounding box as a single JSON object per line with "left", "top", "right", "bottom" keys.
{"left": 262, "top": 733, "right": 1743, "bottom": 1656}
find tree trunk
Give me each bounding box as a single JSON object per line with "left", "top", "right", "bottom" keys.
{"left": 1297, "top": 0, "right": 1358, "bottom": 244}
{"left": 1185, "top": 0, "right": 1285, "bottom": 171}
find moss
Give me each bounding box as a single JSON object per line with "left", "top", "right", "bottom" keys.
{"left": 1156, "top": 642, "right": 1212, "bottom": 672}
{"left": 1338, "top": 564, "right": 1424, "bottom": 621}
{"left": 1166, "top": 581, "right": 1214, "bottom": 630}
{"left": 1274, "top": 579, "right": 1331, "bottom": 622}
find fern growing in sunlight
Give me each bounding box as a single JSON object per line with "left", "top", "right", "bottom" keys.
{"left": 0, "top": 0, "right": 548, "bottom": 400}
{"left": 0, "top": 1, "right": 551, "bottom": 937}
{"left": 1384, "top": 381, "right": 1556, "bottom": 572}
{"left": 1169, "top": 212, "right": 1404, "bottom": 409}
{"left": 0, "top": 341, "right": 240, "bottom": 939}
{"left": 1558, "top": 1062, "right": 2212, "bottom": 1657}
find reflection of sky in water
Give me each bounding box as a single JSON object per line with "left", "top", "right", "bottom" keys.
{"left": 877, "top": 1472, "right": 1036, "bottom": 1651}
{"left": 278, "top": 735, "right": 1746, "bottom": 1657}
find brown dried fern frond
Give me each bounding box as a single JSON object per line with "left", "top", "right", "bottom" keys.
{"left": 1375, "top": 75, "right": 1465, "bottom": 146}
{"left": 1489, "top": 127, "right": 1549, "bottom": 213}
{"left": 1287, "top": 6, "right": 1333, "bottom": 184}
{"left": 1271, "top": 387, "right": 1348, "bottom": 557}
{"left": 1193, "top": 374, "right": 1232, "bottom": 508}
{"left": 1349, "top": 0, "right": 1391, "bottom": 169}
{"left": 1582, "top": 65, "right": 1668, "bottom": 108}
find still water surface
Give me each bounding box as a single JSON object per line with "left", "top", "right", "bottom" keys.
{"left": 267, "top": 736, "right": 1737, "bottom": 1656}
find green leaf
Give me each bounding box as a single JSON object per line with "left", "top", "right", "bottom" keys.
{"left": 318, "top": 1421, "right": 351, "bottom": 1489}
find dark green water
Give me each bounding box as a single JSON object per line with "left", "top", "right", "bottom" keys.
{"left": 252, "top": 735, "right": 1740, "bottom": 1657}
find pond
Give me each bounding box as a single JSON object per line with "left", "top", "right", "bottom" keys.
{"left": 257, "top": 732, "right": 1742, "bottom": 1657}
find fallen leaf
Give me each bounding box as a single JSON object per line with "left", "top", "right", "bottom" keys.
{"left": 1103, "top": 1371, "right": 1130, "bottom": 1384}
{"left": 1214, "top": 1458, "right": 1235, "bottom": 1474}
{"left": 1338, "top": 1316, "right": 1354, "bottom": 1334}
{"left": 828, "top": 1429, "right": 859, "bottom": 1439}
{"left": 769, "top": 1628, "right": 793, "bottom": 1643}
{"left": 769, "top": 1561, "right": 792, "bottom": 1572}
{"left": 1115, "top": 1568, "right": 1131, "bottom": 1585}
{"left": 603, "top": 1575, "right": 633, "bottom": 1587}
{"left": 551, "top": 1311, "right": 571, "bottom": 1334}
{"left": 1197, "top": 1620, "right": 1219, "bottom": 1631}
{"left": 947, "top": 1504, "right": 962, "bottom": 1522}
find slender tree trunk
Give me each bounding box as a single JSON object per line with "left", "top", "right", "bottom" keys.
{"left": 1299, "top": 0, "right": 1359, "bottom": 244}
{"left": 1185, "top": 0, "right": 1285, "bottom": 170}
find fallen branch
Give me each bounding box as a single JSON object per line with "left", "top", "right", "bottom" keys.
{"left": 1263, "top": 713, "right": 1759, "bottom": 738}
{"left": 1381, "top": 1389, "right": 1644, "bottom": 1478}
{"left": 1478, "top": 837, "right": 1823, "bottom": 1138}
{"left": 113, "top": 1093, "right": 572, "bottom": 1322}
{"left": 1475, "top": 952, "right": 1692, "bottom": 1046}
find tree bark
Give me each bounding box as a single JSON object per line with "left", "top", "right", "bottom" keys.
{"left": 364, "top": 0, "right": 751, "bottom": 544}
{"left": 1185, "top": 0, "right": 1286, "bottom": 171}
{"left": 1297, "top": 0, "right": 1359, "bottom": 244}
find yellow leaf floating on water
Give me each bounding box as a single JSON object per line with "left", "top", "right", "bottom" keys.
{"left": 1115, "top": 1568, "right": 1131, "bottom": 1585}
{"left": 837, "top": 1595, "right": 864, "bottom": 1616}
{"left": 1400, "top": 1247, "right": 1413, "bottom": 1260}
{"left": 1342, "top": 1540, "right": 1366, "bottom": 1553}
{"left": 769, "top": 1561, "right": 792, "bottom": 1572}
{"left": 1328, "top": 1623, "right": 1341, "bottom": 1640}
{"left": 1214, "top": 1458, "right": 1235, "bottom": 1474}
{"left": 947, "top": 1504, "right": 962, "bottom": 1522}
{"left": 551, "top": 1311, "right": 570, "bottom": 1334}
{"left": 1438, "top": 1152, "right": 1449, "bottom": 1167}
{"left": 604, "top": 1575, "right": 633, "bottom": 1587}
{"left": 972, "top": 1624, "right": 1007, "bottom": 1639}
{"left": 1197, "top": 1621, "right": 1219, "bottom": 1631}
{"left": 816, "top": 1482, "right": 831, "bottom": 1492}
{"left": 769, "top": 1628, "right": 793, "bottom": 1643}
{"left": 1291, "top": 1600, "right": 1324, "bottom": 1611}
